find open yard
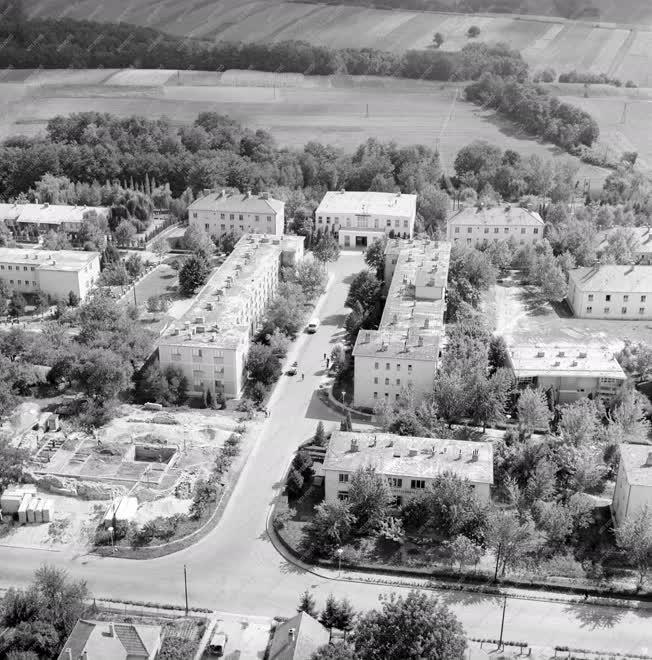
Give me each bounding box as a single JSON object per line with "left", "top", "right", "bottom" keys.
{"left": 483, "top": 272, "right": 652, "bottom": 351}
{"left": 0, "top": 71, "right": 614, "bottom": 187}
{"left": 22, "top": 0, "right": 652, "bottom": 85}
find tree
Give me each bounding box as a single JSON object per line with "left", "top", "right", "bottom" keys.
{"left": 432, "top": 32, "right": 444, "bottom": 48}
{"left": 485, "top": 508, "right": 536, "bottom": 579}
{"left": 431, "top": 371, "right": 467, "bottom": 426}
{"left": 292, "top": 450, "right": 314, "bottom": 480}
{"left": 151, "top": 236, "right": 169, "bottom": 260}
{"left": 125, "top": 252, "right": 144, "bottom": 280}
{"left": 617, "top": 341, "right": 652, "bottom": 383}
{"left": 517, "top": 388, "right": 551, "bottom": 437}
{"left": 354, "top": 590, "right": 466, "bottom": 660}
{"left": 448, "top": 535, "right": 484, "bottom": 571}
{"left": 297, "top": 590, "right": 318, "bottom": 617}
{"left": 8, "top": 291, "right": 26, "bottom": 318}
{"left": 312, "top": 233, "right": 340, "bottom": 264}
{"left": 607, "top": 385, "right": 651, "bottom": 445}
{"left": 267, "top": 329, "right": 290, "bottom": 358}
{"left": 348, "top": 467, "right": 391, "bottom": 534}
{"left": 364, "top": 237, "right": 387, "bottom": 278}
{"left": 303, "top": 500, "right": 355, "bottom": 556}
{"left": 330, "top": 343, "right": 347, "bottom": 375}
{"left": 467, "top": 25, "right": 481, "bottom": 38}
{"left": 294, "top": 259, "right": 328, "bottom": 299}
{"left": 311, "top": 642, "right": 356, "bottom": 660}
{"left": 467, "top": 369, "right": 512, "bottom": 431}
{"left": 0, "top": 440, "right": 28, "bottom": 492}
{"left": 33, "top": 291, "right": 50, "bottom": 318}
{"left": 179, "top": 253, "right": 210, "bottom": 297}
{"left": 113, "top": 219, "right": 136, "bottom": 246}
{"left": 183, "top": 224, "right": 214, "bottom": 258}
{"left": 314, "top": 421, "right": 327, "bottom": 447}
{"left": 286, "top": 468, "right": 304, "bottom": 497}
{"left": 72, "top": 348, "right": 132, "bottom": 402}
{"left": 346, "top": 271, "right": 381, "bottom": 314}
{"left": 246, "top": 343, "right": 281, "bottom": 387}
{"left": 559, "top": 398, "right": 600, "bottom": 446}
{"left": 319, "top": 594, "right": 355, "bottom": 631}
{"left": 615, "top": 506, "right": 652, "bottom": 588}
{"left": 262, "top": 282, "right": 306, "bottom": 338}
{"left": 488, "top": 335, "right": 508, "bottom": 372}
{"left": 340, "top": 410, "right": 353, "bottom": 432}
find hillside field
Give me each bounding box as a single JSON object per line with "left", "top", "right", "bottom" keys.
{"left": 24, "top": 0, "right": 652, "bottom": 86}
{"left": 4, "top": 69, "right": 647, "bottom": 190}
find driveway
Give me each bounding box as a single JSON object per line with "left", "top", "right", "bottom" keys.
{"left": 0, "top": 252, "right": 650, "bottom": 656}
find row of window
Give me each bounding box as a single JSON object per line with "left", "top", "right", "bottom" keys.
{"left": 374, "top": 377, "right": 412, "bottom": 387}
{"left": 588, "top": 294, "right": 646, "bottom": 303}
{"left": 338, "top": 474, "right": 425, "bottom": 489}
{"left": 0, "top": 265, "right": 36, "bottom": 271}
{"left": 1, "top": 279, "right": 38, "bottom": 287}
{"left": 585, "top": 306, "right": 646, "bottom": 315}
{"left": 374, "top": 362, "right": 412, "bottom": 372}
{"left": 453, "top": 226, "right": 539, "bottom": 235}
{"left": 318, "top": 216, "right": 410, "bottom": 229}
{"left": 454, "top": 238, "right": 532, "bottom": 246}
{"left": 194, "top": 212, "right": 273, "bottom": 222}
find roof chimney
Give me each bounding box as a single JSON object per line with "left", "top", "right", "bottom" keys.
{"left": 350, "top": 438, "right": 358, "bottom": 452}
{"left": 109, "top": 622, "right": 116, "bottom": 638}
{"left": 408, "top": 448, "right": 418, "bottom": 457}
{"left": 417, "top": 336, "right": 423, "bottom": 347}
{"left": 471, "top": 448, "right": 479, "bottom": 462}
{"left": 646, "top": 452, "right": 652, "bottom": 467}
{"left": 289, "top": 628, "right": 296, "bottom": 641}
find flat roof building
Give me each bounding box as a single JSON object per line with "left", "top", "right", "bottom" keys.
{"left": 612, "top": 444, "right": 652, "bottom": 525}
{"left": 323, "top": 431, "right": 493, "bottom": 505}
{"left": 188, "top": 190, "right": 285, "bottom": 239}
{"left": 352, "top": 238, "right": 450, "bottom": 409}
{"left": 315, "top": 190, "right": 416, "bottom": 248}
{"left": 0, "top": 247, "right": 100, "bottom": 301}
{"left": 447, "top": 204, "right": 543, "bottom": 247}
{"left": 507, "top": 343, "right": 626, "bottom": 404}
{"left": 0, "top": 203, "right": 108, "bottom": 236}
{"left": 158, "top": 234, "right": 304, "bottom": 399}
{"left": 567, "top": 264, "right": 652, "bottom": 320}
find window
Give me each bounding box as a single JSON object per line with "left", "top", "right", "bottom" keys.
{"left": 374, "top": 362, "right": 379, "bottom": 369}
{"left": 604, "top": 307, "right": 610, "bottom": 314}
{"left": 494, "top": 228, "right": 499, "bottom": 233}
{"left": 385, "top": 363, "right": 390, "bottom": 370}
{"left": 338, "top": 473, "right": 349, "bottom": 483}
{"left": 373, "top": 391, "right": 378, "bottom": 399}
{"left": 484, "top": 228, "right": 489, "bottom": 234}
{"left": 454, "top": 227, "right": 459, "bottom": 234}
{"left": 229, "top": 214, "right": 234, "bottom": 220}
{"left": 639, "top": 308, "right": 645, "bottom": 314}
{"left": 266, "top": 215, "right": 272, "bottom": 222}
{"left": 192, "top": 348, "right": 203, "bottom": 358}
{"left": 0, "top": 266, "right": 3, "bottom": 270}
{"left": 16, "top": 279, "right": 21, "bottom": 285}
{"left": 622, "top": 307, "right": 627, "bottom": 314}
{"left": 403, "top": 219, "right": 408, "bottom": 228}
{"left": 641, "top": 295, "right": 647, "bottom": 302}
{"left": 467, "top": 227, "right": 472, "bottom": 233}
{"left": 411, "top": 480, "right": 426, "bottom": 490}
{"left": 533, "top": 228, "right": 539, "bottom": 234}
{"left": 386, "top": 219, "right": 391, "bottom": 227}
{"left": 220, "top": 213, "right": 225, "bottom": 219}
{"left": 466, "top": 238, "right": 472, "bottom": 245}
{"left": 504, "top": 228, "right": 509, "bottom": 233}
{"left": 390, "top": 478, "right": 402, "bottom": 488}
{"left": 255, "top": 215, "right": 259, "bottom": 222}
{"left": 588, "top": 294, "right": 594, "bottom": 301}
{"left": 373, "top": 377, "right": 378, "bottom": 384}
{"left": 385, "top": 377, "right": 389, "bottom": 385}
{"left": 220, "top": 224, "right": 226, "bottom": 231}
{"left": 624, "top": 295, "right": 629, "bottom": 302}
{"left": 605, "top": 294, "right": 611, "bottom": 301}
{"left": 394, "top": 219, "right": 399, "bottom": 228}
{"left": 9, "top": 280, "right": 13, "bottom": 284}
{"left": 407, "top": 365, "right": 412, "bottom": 373}
{"left": 384, "top": 393, "right": 389, "bottom": 400}
{"left": 586, "top": 306, "right": 592, "bottom": 313}
{"left": 7, "top": 266, "right": 11, "bottom": 270}
{"left": 238, "top": 214, "right": 243, "bottom": 221}
{"left": 521, "top": 228, "right": 526, "bottom": 234}
{"left": 396, "top": 378, "right": 400, "bottom": 385}
{"left": 23, "top": 266, "right": 27, "bottom": 271}
{"left": 374, "top": 218, "right": 379, "bottom": 228}
{"left": 337, "top": 491, "right": 349, "bottom": 501}
{"left": 192, "top": 212, "right": 197, "bottom": 218}
{"left": 396, "top": 364, "right": 401, "bottom": 371}
{"left": 395, "top": 393, "right": 400, "bottom": 400}
{"left": 205, "top": 224, "right": 209, "bottom": 231}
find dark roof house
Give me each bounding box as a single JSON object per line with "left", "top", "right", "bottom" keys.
{"left": 268, "top": 612, "right": 330, "bottom": 660}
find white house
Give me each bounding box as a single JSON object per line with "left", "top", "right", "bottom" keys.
{"left": 567, "top": 265, "right": 652, "bottom": 320}
{"left": 352, "top": 239, "right": 450, "bottom": 410}
{"left": 0, "top": 248, "right": 100, "bottom": 301}
{"left": 506, "top": 343, "right": 627, "bottom": 404}
{"left": 158, "top": 234, "right": 304, "bottom": 399}
{"left": 446, "top": 204, "right": 544, "bottom": 246}
{"left": 323, "top": 431, "right": 493, "bottom": 506}
{"left": 0, "top": 203, "right": 108, "bottom": 238}
{"left": 612, "top": 444, "right": 652, "bottom": 526}
{"left": 315, "top": 190, "right": 416, "bottom": 248}
{"left": 188, "top": 190, "right": 284, "bottom": 239}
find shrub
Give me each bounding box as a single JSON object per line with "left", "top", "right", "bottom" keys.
{"left": 158, "top": 637, "right": 197, "bottom": 660}
{"left": 189, "top": 479, "right": 219, "bottom": 520}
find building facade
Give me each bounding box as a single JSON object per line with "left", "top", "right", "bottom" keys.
{"left": 612, "top": 444, "right": 652, "bottom": 526}
{"left": 0, "top": 203, "right": 109, "bottom": 238}
{"left": 506, "top": 344, "right": 626, "bottom": 404}
{"left": 188, "top": 190, "right": 284, "bottom": 239}
{"left": 0, "top": 248, "right": 100, "bottom": 300}
{"left": 323, "top": 431, "right": 493, "bottom": 505}
{"left": 352, "top": 238, "right": 450, "bottom": 409}
{"left": 567, "top": 265, "right": 652, "bottom": 320}
{"left": 446, "top": 204, "right": 544, "bottom": 246}
{"left": 158, "top": 234, "right": 304, "bottom": 399}
{"left": 315, "top": 190, "right": 416, "bottom": 248}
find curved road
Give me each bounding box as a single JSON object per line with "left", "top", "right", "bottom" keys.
{"left": 0, "top": 252, "right": 650, "bottom": 655}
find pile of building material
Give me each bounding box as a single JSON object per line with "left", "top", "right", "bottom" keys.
{"left": 1, "top": 485, "right": 53, "bottom": 524}
{"left": 102, "top": 496, "right": 138, "bottom": 528}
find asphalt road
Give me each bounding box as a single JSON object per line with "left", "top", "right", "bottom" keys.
{"left": 0, "top": 252, "right": 651, "bottom": 655}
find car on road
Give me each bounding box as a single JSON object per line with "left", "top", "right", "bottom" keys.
{"left": 306, "top": 317, "right": 320, "bottom": 333}
{"left": 207, "top": 630, "right": 228, "bottom": 657}
{"left": 286, "top": 361, "right": 298, "bottom": 376}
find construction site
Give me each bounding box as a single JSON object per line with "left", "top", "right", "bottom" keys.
{"left": 0, "top": 403, "right": 246, "bottom": 551}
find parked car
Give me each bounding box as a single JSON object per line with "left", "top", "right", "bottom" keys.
{"left": 306, "top": 317, "right": 320, "bottom": 333}
{"left": 207, "top": 630, "right": 227, "bottom": 657}
{"left": 287, "top": 361, "right": 298, "bottom": 376}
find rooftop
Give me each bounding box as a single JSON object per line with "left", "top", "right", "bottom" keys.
{"left": 353, "top": 239, "right": 451, "bottom": 360}
{"left": 57, "top": 619, "right": 161, "bottom": 660}
{"left": 324, "top": 431, "right": 494, "bottom": 484}
{"left": 160, "top": 234, "right": 303, "bottom": 350}
{"left": 619, "top": 443, "right": 652, "bottom": 487}
{"left": 447, "top": 204, "right": 544, "bottom": 227}
{"left": 597, "top": 226, "right": 652, "bottom": 255}
{"left": 268, "top": 612, "right": 330, "bottom": 660}
{"left": 568, "top": 264, "right": 652, "bottom": 293}
{"left": 188, "top": 189, "right": 284, "bottom": 215}
{"left": 0, "top": 247, "right": 99, "bottom": 272}
{"left": 507, "top": 344, "right": 627, "bottom": 379}
{"left": 316, "top": 190, "right": 417, "bottom": 218}
{"left": 0, "top": 202, "right": 108, "bottom": 225}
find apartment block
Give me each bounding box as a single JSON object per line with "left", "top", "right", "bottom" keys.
{"left": 315, "top": 190, "right": 416, "bottom": 248}
{"left": 158, "top": 234, "right": 304, "bottom": 399}
{"left": 567, "top": 265, "right": 652, "bottom": 320}
{"left": 352, "top": 238, "right": 451, "bottom": 410}
{"left": 596, "top": 226, "right": 652, "bottom": 265}
{"left": 506, "top": 343, "right": 626, "bottom": 404}
{"left": 446, "top": 204, "right": 544, "bottom": 246}
{"left": 323, "top": 431, "right": 493, "bottom": 505}
{"left": 0, "top": 248, "right": 100, "bottom": 300}
{"left": 188, "top": 190, "right": 284, "bottom": 239}
{"left": 612, "top": 444, "right": 652, "bottom": 526}
{"left": 0, "top": 203, "right": 109, "bottom": 238}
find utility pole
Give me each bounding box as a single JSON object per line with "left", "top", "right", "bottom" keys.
{"left": 621, "top": 101, "right": 628, "bottom": 125}
{"left": 184, "top": 564, "right": 189, "bottom": 616}
{"left": 132, "top": 285, "right": 137, "bottom": 307}
{"left": 498, "top": 595, "right": 507, "bottom": 650}
{"left": 365, "top": 103, "right": 369, "bottom": 118}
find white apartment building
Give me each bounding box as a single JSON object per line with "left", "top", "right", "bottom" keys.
{"left": 188, "top": 190, "right": 284, "bottom": 239}
{"left": 352, "top": 238, "right": 451, "bottom": 410}
{"left": 567, "top": 265, "right": 652, "bottom": 320}
{"left": 0, "top": 203, "right": 109, "bottom": 238}
{"left": 612, "top": 444, "right": 652, "bottom": 526}
{"left": 596, "top": 226, "right": 652, "bottom": 265}
{"left": 158, "top": 234, "right": 304, "bottom": 399}
{"left": 323, "top": 431, "right": 493, "bottom": 505}
{"left": 0, "top": 248, "right": 100, "bottom": 300}
{"left": 446, "top": 204, "right": 544, "bottom": 246}
{"left": 315, "top": 190, "right": 416, "bottom": 248}
{"left": 507, "top": 344, "right": 626, "bottom": 404}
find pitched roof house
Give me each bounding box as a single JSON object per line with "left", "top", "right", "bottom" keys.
{"left": 268, "top": 612, "right": 330, "bottom": 660}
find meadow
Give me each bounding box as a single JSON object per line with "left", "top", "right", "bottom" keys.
{"left": 23, "top": 0, "right": 652, "bottom": 86}
{"left": 1, "top": 68, "right": 638, "bottom": 189}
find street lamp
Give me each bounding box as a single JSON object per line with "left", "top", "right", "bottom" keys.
{"left": 336, "top": 547, "right": 344, "bottom": 576}
{"left": 108, "top": 526, "right": 115, "bottom": 553}
{"left": 341, "top": 390, "right": 346, "bottom": 405}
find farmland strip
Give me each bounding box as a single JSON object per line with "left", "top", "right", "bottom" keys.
{"left": 607, "top": 28, "right": 636, "bottom": 76}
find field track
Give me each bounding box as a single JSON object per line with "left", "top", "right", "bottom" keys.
{"left": 22, "top": 0, "right": 652, "bottom": 86}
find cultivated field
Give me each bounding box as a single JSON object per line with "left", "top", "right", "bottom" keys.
{"left": 0, "top": 69, "right": 618, "bottom": 186}
{"left": 23, "top": 0, "right": 652, "bottom": 85}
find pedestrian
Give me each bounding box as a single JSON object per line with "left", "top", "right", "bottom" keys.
{"left": 326, "top": 357, "right": 330, "bottom": 369}
{"left": 301, "top": 372, "right": 305, "bottom": 381}
{"left": 323, "top": 353, "right": 326, "bottom": 361}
